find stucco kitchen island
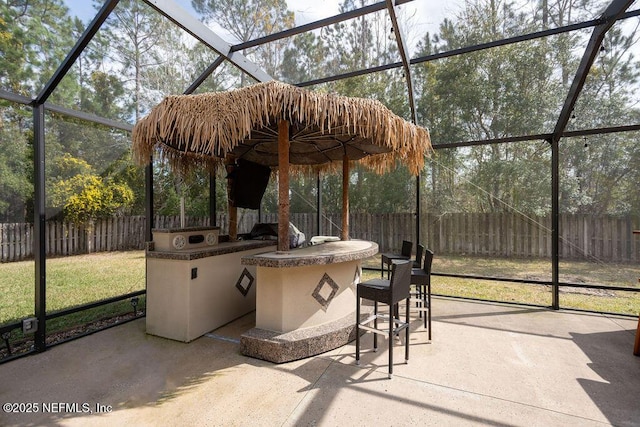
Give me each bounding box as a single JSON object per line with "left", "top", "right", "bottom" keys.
{"left": 145, "top": 231, "right": 277, "bottom": 343}
{"left": 239, "top": 240, "right": 378, "bottom": 363}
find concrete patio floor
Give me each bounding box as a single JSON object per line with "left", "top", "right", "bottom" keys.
{"left": 1, "top": 298, "right": 639, "bottom": 427}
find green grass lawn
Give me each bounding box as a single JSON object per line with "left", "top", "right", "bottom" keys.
{"left": 0, "top": 251, "right": 145, "bottom": 327}
{"left": 362, "top": 255, "right": 640, "bottom": 315}
{"left": 2, "top": 251, "right": 638, "bottom": 330}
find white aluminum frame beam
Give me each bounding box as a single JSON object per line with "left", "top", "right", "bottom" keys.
{"left": 144, "top": 0, "right": 272, "bottom": 83}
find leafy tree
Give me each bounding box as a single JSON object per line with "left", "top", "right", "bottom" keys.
{"left": 95, "top": 0, "right": 205, "bottom": 217}
{"left": 0, "top": 10, "right": 26, "bottom": 94}
{"left": 349, "top": 165, "right": 415, "bottom": 214}
{"left": 47, "top": 154, "right": 134, "bottom": 222}
{"left": 556, "top": 11, "right": 639, "bottom": 215}
{"left": 95, "top": 0, "right": 167, "bottom": 120}
{"left": 0, "top": 1, "right": 80, "bottom": 222}
{"left": 280, "top": 32, "right": 328, "bottom": 84}
{"left": 0, "top": 117, "right": 32, "bottom": 222}
{"left": 192, "top": 0, "right": 295, "bottom": 81}
{"left": 0, "top": 0, "right": 77, "bottom": 98}
{"left": 416, "top": 0, "right": 557, "bottom": 215}
{"left": 284, "top": 0, "right": 417, "bottom": 215}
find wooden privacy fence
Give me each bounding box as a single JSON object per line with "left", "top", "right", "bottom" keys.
{"left": 1, "top": 213, "right": 638, "bottom": 263}
{"left": 424, "top": 213, "right": 638, "bottom": 262}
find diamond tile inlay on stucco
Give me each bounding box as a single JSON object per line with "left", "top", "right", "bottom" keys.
{"left": 235, "top": 268, "right": 254, "bottom": 297}
{"left": 312, "top": 273, "right": 339, "bottom": 309}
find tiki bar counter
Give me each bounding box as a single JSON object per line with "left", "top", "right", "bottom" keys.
{"left": 132, "top": 81, "right": 432, "bottom": 362}
{"left": 145, "top": 228, "right": 378, "bottom": 361}
{"left": 240, "top": 239, "right": 378, "bottom": 362}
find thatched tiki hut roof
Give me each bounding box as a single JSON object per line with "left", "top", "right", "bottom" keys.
{"left": 132, "top": 81, "right": 432, "bottom": 250}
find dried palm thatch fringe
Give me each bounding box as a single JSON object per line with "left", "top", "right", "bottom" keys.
{"left": 132, "top": 81, "right": 432, "bottom": 176}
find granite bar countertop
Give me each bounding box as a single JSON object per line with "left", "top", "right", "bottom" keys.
{"left": 146, "top": 239, "right": 276, "bottom": 261}
{"left": 241, "top": 240, "right": 378, "bottom": 268}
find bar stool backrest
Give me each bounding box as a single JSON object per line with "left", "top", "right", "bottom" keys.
{"left": 401, "top": 240, "right": 413, "bottom": 258}
{"left": 424, "top": 249, "right": 434, "bottom": 279}
{"left": 390, "top": 260, "right": 412, "bottom": 304}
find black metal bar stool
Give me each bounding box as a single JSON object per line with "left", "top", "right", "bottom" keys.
{"left": 410, "top": 249, "right": 433, "bottom": 341}
{"left": 355, "top": 259, "right": 412, "bottom": 379}
{"left": 380, "top": 240, "right": 412, "bottom": 278}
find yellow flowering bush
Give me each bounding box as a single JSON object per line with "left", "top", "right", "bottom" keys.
{"left": 48, "top": 156, "right": 134, "bottom": 223}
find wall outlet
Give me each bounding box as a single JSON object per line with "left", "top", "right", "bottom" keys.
{"left": 22, "top": 317, "right": 38, "bottom": 334}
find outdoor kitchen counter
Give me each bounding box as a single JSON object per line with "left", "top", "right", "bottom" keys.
{"left": 240, "top": 240, "right": 379, "bottom": 363}
{"left": 145, "top": 239, "right": 277, "bottom": 343}
{"left": 146, "top": 239, "right": 277, "bottom": 260}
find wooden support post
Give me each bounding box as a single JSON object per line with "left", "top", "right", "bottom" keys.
{"left": 341, "top": 154, "right": 349, "bottom": 241}
{"left": 278, "top": 120, "right": 290, "bottom": 252}
{"left": 225, "top": 156, "right": 237, "bottom": 241}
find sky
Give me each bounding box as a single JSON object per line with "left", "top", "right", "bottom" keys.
{"left": 62, "top": 0, "right": 458, "bottom": 26}
{"left": 61, "top": 0, "right": 640, "bottom": 64}
{"left": 62, "top": 0, "right": 460, "bottom": 54}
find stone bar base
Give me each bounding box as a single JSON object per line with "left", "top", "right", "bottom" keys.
{"left": 240, "top": 309, "right": 372, "bottom": 363}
